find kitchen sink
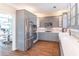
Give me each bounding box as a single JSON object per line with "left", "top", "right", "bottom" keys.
{"left": 45, "top": 31, "right": 51, "bottom": 32}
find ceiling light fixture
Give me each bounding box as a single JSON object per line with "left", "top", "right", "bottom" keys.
{"left": 53, "top": 6, "right": 56, "bottom": 8}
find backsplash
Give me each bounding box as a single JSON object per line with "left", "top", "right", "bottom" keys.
{"left": 39, "top": 16, "right": 59, "bottom": 28}
{"left": 70, "top": 29, "right": 79, "bottom": 39}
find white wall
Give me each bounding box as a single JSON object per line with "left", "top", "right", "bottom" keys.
{"left": 0, "top": 4, "right": 16, "bottom": 50}
{"left": 0, "top": 4, "right": 16, "bottom": 16}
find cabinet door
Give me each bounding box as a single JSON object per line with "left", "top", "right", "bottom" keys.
{"left": 67, "top": 12, "right": 71, "bottom": 27}
{"left": 59, "top": 15, "right": 62, "bottom": 27}
{"left": 38, "top": 32, "right": 47, "bottom": 40}
{"left": 77, "top": 4, "right": 79, "bottom": 14}
{"left": 71, "top": 4, "right": 76, "bottom": 18}
{"left": 77, "top": 14, "right": 79, "bottom": 25}
{"left": 77, "top": 4, "right": 79, "bottom": 25}
{"left": 62, "top": 13, "right": 68, "bottom": 28}
{"left": 16, "top": 10, "right": 25, "bottom": 51}
{"left": 70, "top": 4, "right": 76, "bottom": 26}
{"left": 71, "top": 17, "right": 75, "bottom": 26}
{"left": 29, "top": 16, "right": 37, "bottom": 25}
{"left": 71, "top": 3, "right": 75, "bottom": 8}
{"left": 38, "top": 32, "right": 58, "bottom": 41}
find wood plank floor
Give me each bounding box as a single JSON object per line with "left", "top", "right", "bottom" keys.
{"left": 0, "top": 40, "right": 60, "bottom": 56}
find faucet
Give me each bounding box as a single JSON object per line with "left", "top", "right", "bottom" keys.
{"left": 69, "top": 29, "right": 71, "bottom": 36}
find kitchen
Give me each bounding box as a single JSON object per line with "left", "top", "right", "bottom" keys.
{"left": 0, "top": 3, "right": 79, "bottom": 56}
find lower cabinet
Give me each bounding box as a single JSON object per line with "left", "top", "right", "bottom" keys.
{"left": 38, "top": 32, "right": 59, "bottom": 42}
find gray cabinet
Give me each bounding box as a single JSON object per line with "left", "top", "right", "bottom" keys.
{"left": 38, "top": 32, "right": 59, "bottom": 42}
{"left": 16, "top": 9, "right": 37, "bottom": 51}
{"left": 16, "top": 10, "right": 26, "bottom": 51}
{"left": 39, "top": 16, "right": 59, "bottom": 28}
{"left": 24, "top": 10, "right": 37, "bottom": 25}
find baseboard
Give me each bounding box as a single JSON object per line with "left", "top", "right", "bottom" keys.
{"left": 38, "top": 39, "right": 59, "bottom": 43}
{"left": 38, "top": 39, "right": 59, "bottom": 42}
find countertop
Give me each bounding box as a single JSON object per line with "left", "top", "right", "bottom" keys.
{"left": 37, "top": 27, "right": 79, "bottom": 56}
{"left": 37, "top": 27, "right": 62, "bottom": 33}
{"left": 59, "top": 32, "right": 79, "bottom": 56}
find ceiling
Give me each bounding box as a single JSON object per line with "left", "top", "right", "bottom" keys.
{"left": 8, "top": 3, "right": 69, "bottom": 17}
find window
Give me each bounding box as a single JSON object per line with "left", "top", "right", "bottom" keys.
{"left": 0, "top": 14, "right": 13, "bottom": 40}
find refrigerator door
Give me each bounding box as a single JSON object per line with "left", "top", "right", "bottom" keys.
{"left": 25, "top": 18, "right": 33, "bottom": 50}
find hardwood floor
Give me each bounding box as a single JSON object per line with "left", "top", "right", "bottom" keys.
{"left": 0, "top": 40, "right": 60, "bottom": 56}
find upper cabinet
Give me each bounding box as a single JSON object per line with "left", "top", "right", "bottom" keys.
{"left": 77, "top": 4, "right": 79, "bottom": 14}
{"left": 59, "top": 15, "right": 62, "bottom": 27}
{"left": 68, "top": 3, "right": 79, "bottom": 29}
{"left": 71, "top": 3, "right": 75, "bottom": 8}
{"left": 71, "top": 5, "right": 76, "bottom": 18}
{"left": 70, "top": 3, "right": 76, "bottom": 26}
{"left": 62, "top": 13, "right": 68, "bottom": 28}
{"left": 67, "top": 4, "right": 71, "bottom": 27}
{"left": 39, "top": 16, "right": 59, "bottom": 28}
{"left": 24, "top": 10, "right": 37, "bottom": 25}
{"left": 77, "top": 4, "right": 79, "bottom": 25}
{"left": 67, "top": 12, "right": 71, "bottom": 27}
